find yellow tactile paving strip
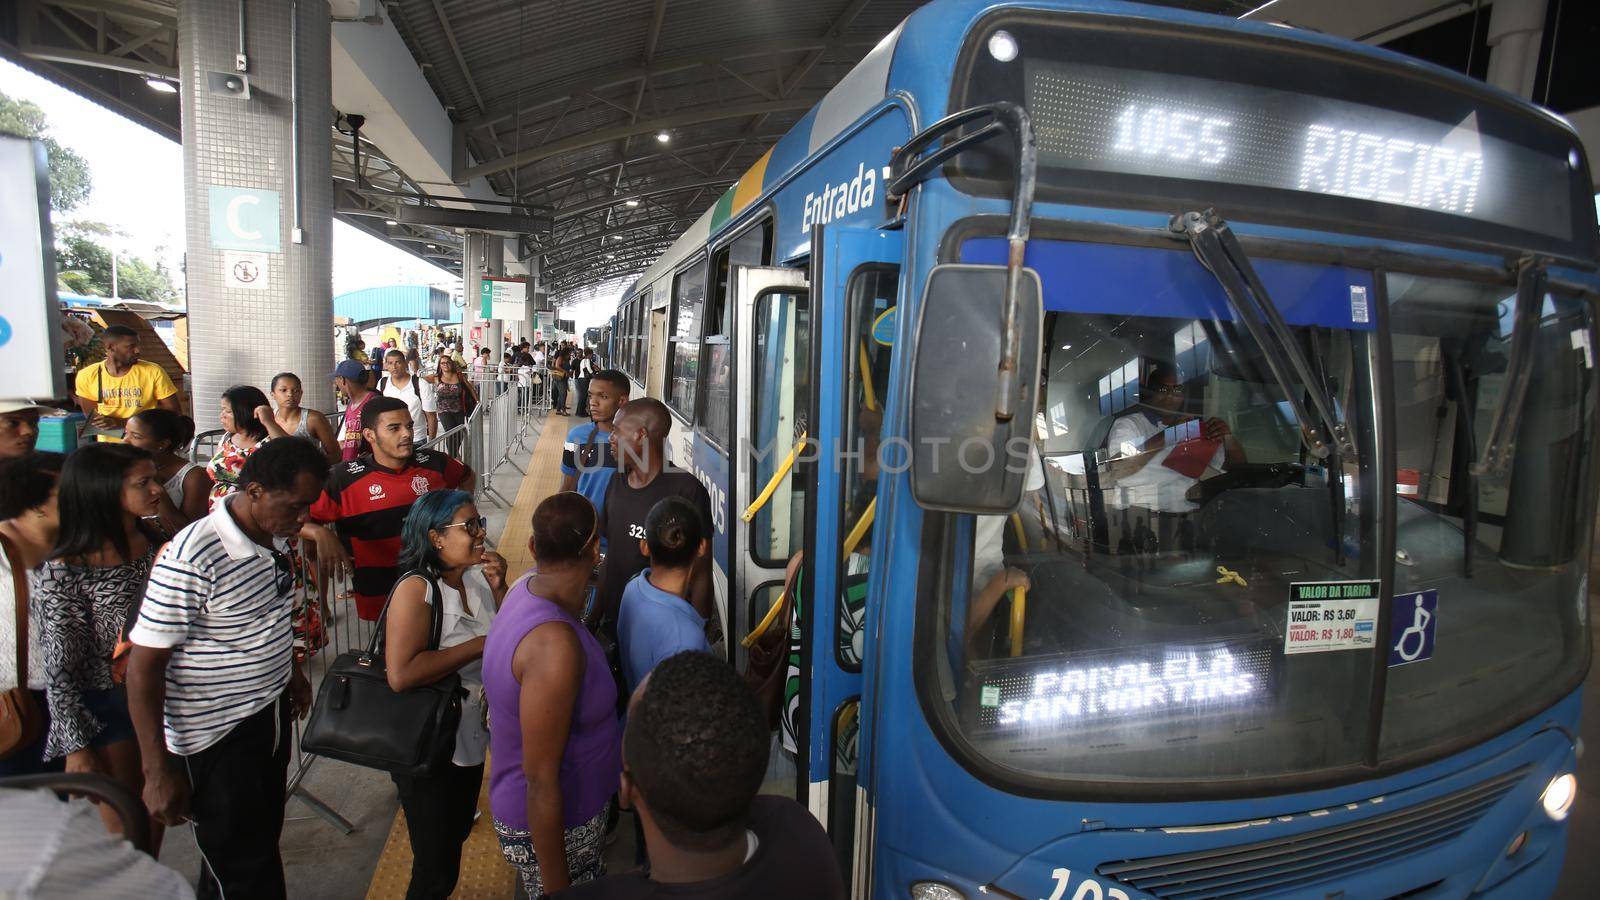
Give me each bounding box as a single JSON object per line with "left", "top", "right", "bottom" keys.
{"left": 365, "top": 415, "right": 576, "bottom": 900}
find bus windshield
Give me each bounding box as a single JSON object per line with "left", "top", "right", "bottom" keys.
{"left": 921, "top": 238, "right": 1593, "bottom": 789}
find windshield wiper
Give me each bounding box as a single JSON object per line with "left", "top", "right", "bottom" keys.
{"left": 1171, "top": 210, "right": 1355, "bottom": 460}
{"left": 1471, "top": 256, "right": 1548, "bottom": 477}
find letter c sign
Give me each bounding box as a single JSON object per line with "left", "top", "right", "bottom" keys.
{"left": 208, "top": 186, "right": 281, "bottom": 252}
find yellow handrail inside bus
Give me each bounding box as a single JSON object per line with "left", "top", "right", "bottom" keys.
{"left": 741, "top": 431, "right": 808, "bottom": 523}
{"left": 1216, "top": 565, "right": 1248, "bottom": 587}
{"left": 1008, "top": 585, "right": 1027, "bottom": 658}
{"left": 743, "top": 589, "right": 789, "bottom": 648}
{"left": 858, "top": 341, "right": 879, "bottom": 413}
{"left": 843, "top": 497, "right": 876, "bottom": 558}
{"left": 1009, "top": 512, "right": 1028, "bottom": 553}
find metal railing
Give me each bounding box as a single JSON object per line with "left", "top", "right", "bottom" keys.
{"left": 419, "top": 364, "right": 548, "bottom": 508}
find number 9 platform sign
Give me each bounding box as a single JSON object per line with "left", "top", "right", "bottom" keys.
{"left": 0, "top": 136, "right": 66, "bottom": 401}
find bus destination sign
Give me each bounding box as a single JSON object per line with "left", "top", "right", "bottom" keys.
{"left": 972, "top": 639, "right": 1273, "bottom": 733}
{"left": 1024, "top": 59, "right": 1571, "bottom": 242}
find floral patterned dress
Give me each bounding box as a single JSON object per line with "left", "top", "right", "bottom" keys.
{"left": 206, "top": 434, "right": 327, "bottom": 658}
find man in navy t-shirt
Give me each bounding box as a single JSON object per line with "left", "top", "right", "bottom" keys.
{"left": 617, "top": 497, "right": 711, "bottom": 695}
{"left": 560, "top": 369, "right": 630, "bottom": 519}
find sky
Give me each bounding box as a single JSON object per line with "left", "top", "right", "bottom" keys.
{"left": 0, "top": 57, "right": 453, "bottom": 298}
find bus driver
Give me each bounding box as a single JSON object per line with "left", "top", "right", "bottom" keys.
{"left": 1104, "top": 361, "right": 1245, "bottom": 515}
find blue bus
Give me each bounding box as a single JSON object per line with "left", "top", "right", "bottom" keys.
{"left": 609, "top": 2, "right": 1596, "bottom": 896}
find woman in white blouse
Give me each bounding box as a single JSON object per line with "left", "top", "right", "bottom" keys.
{"left": 384, "top": 489, "right": 508, "bottom": 900}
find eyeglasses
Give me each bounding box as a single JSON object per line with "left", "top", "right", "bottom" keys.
{"left": 1151, "top": 384, "right": 1187, "bottom": 396}
{"left": 439, "top": 516, "right": 488, "bottom": 536}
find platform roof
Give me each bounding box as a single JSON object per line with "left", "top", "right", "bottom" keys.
{"left": 13, "top": 1, "right": 1591, "bottom": 305}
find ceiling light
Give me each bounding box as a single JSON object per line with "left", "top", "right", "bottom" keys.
{"left": 606, "top": 254, "right": 616, "bottom": 260}
{"left": 655, "top": 131, "right": 670, "bottom": 143}
{"left": 625, "top": 199, "right": 640, "bottom": 207}
{"left": 384, "top": 219, "right": 398, "bottom": 226}
{"left": 145, "top": 77, "right": 178, "bottom": 93}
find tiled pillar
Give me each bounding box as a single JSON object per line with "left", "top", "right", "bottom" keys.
{"left": 180, "top": 0, "right": 333, "bottom": 424}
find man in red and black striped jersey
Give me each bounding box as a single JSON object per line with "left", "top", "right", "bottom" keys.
{"left": 303, "top": 396, "right": 474, "bottom": 620}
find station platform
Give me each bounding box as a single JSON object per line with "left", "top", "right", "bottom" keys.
{"left": 154, "top": 412, "right": 638, "bottom": 899}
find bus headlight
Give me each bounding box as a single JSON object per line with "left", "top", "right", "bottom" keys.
{"left": 987, "top": 30, "right": 1018, "bottom": 63}
{"left": 910, "top": 882, "right": 967, "bottom": 900}
{"left": 1540, "top": 773, "right": 1577, "bottom": 821}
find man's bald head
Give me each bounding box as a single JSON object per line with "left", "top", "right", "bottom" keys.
{"left": 616, "top": 396, "right": 671, "bottom": 440}
{"left": 612, "top": 396, "right": 672, "bottom": 475}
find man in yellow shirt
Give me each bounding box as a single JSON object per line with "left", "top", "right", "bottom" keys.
{"left": 73, "top": 324, "right": 182, "bottom": 441}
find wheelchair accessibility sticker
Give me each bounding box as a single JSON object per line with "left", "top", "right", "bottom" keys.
{"left": 1388, "top": 589, "right": 1438, "bottom": 667}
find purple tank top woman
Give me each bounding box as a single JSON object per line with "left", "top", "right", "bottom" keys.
{"left": 484, "top": 580, "right": 620, "bottom": 832}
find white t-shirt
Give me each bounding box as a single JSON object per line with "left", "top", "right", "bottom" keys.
{"left": 410, "top": 569, "right": 499, "bottom": 767}
{"left": 1104, "top": 412, "right": 1225, "bottom": 513}
{"left": 0, "top": 545, "right": 47, "bottom": 692}
{"left": 973, "top": 446, "right": 1047, "bottom": 589}
{"left": 0, "top": 788, "right": 196, "bottom": 898}
{"left": 413, "top": 365, "right": 439, "bottom": 414}
{"left": 381, "top": 375, "right": 428, "bottom": 436}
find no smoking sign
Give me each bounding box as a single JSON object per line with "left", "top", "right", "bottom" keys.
{"left": 224, "top": 250, "right": 269, "bottom": 291}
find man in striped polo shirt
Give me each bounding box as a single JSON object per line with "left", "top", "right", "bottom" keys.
{"left": 127, "top": 438, "right": 328, "bottom": 900}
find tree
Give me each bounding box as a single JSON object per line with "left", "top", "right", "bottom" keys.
{"left": 117, "top": 255, "right": 178, "bottom": 304}
{"left": 56, "top": 221, "right": 113, "bottom": 296}
{"left": 0, "top": 89, "right": 92, "bottom": 213}
{"left": 54, "top": 220, "right": 178, "bottom": 303}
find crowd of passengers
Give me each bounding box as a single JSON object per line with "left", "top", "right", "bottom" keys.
{"left": 0, "top": 326, "right": 841, "bottom": 898}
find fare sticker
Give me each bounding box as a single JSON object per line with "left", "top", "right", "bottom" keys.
{"left": 1285, "top": 580, "right": 1380, "bottom": 655}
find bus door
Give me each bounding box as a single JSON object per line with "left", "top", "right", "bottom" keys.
{"left": 732, "top": 266, "right": 810, "bottom": 798}
{"left": 808, "top": 225, "right": 904, "bottom": 889}
{"left": 733, "top": 266, "right": 810, "bottom": 667}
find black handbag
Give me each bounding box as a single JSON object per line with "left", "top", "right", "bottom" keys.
{"left": 300, "top": 571, "right": 463, "bottom": 776}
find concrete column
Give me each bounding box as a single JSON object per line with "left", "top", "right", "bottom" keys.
{"left": 463, "top": 231, "right": 483, "bottom": 352}
{"left": 483, "top": 235, "right": 504, "bottom": 357}
{"left": 180, "top": 0, "right": 333, "bottom": 422}
{"left": 522, "top": 255, "right": 538, "bottom": 336}
{"left": 1485, "top": 0, "right": 1546, "bottom": 99}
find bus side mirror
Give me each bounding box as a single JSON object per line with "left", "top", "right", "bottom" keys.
{"left": 908, "top": 263, "right": 1043, "bottom": 514}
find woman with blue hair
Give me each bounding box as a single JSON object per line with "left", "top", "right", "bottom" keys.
{"left": 382, "top": 488, "right": 508, "bottom": 899}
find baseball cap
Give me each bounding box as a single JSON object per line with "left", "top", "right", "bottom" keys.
{"left": 0, "top": 399, "right": 50, "bottom": 415}
{"left": 333, "top": 360, "right": 367, "bottom": 381}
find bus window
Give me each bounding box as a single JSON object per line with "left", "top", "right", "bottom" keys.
{"left": 839, "top": 266, "right": 898, "bottom": 671}
{"left": 668, "top": 264, "right": 706, "bottom": 417}
{"left": 632, "top": 295, "right": 647, "bottom": 377}
{"left": 1381, "top": 276, "right": 1593, "bottom": 759}
{"left": 751, "top": 288, "right": 810, "bottom": 564}
{"left": 708, "top": 221, "right": 773, "bottom": 341}
{"left": 919, "top": 253, "right": 1383, "bottom": 786}
{"left": 702, "top": 223, "right": 774, "bottom": 447}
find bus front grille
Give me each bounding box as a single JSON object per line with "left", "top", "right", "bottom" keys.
{"left": 1094, "top": 766, "right": 1530, "bottom": 899}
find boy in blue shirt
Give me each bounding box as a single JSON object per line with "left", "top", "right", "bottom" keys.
{"left": 560, "top": 369, "right": 630, "bottom": 521}
{"left": 618, "top": 496, "right": 712, "bottom": 694}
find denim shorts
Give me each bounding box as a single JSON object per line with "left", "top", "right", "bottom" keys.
{"left": 83, "top": 685, "right": 137, "bottom": 748}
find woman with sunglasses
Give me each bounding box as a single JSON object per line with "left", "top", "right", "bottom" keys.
{"left": 383, "top": 489, "right": 508, "bottom": 900}
{"left": 484, "top": 491, "right": 619, "bottom": 896}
